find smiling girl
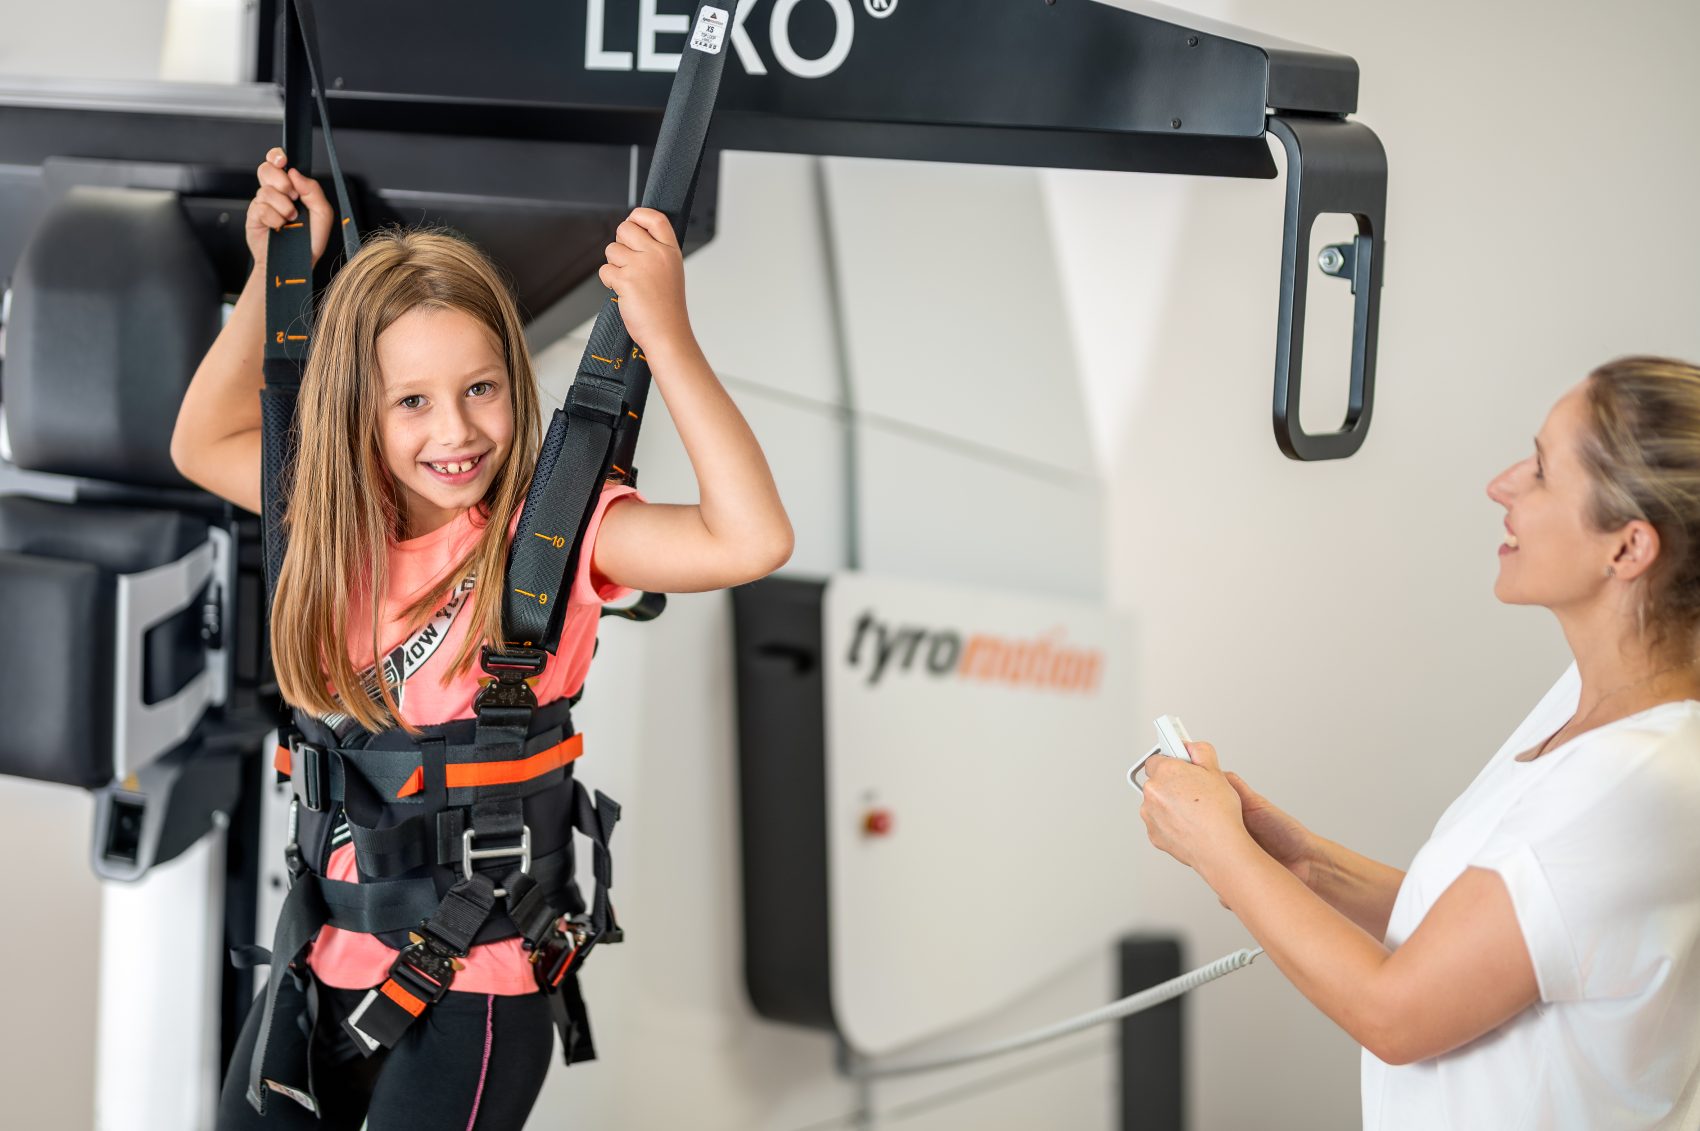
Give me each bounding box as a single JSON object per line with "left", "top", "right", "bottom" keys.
{"left": 174, "top": 148, "right": 791, "bottom": 1129}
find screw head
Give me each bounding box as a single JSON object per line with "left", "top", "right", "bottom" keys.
{"left": 1170, "top": 118, "right": 1183, "bottom": 129}
{"left": 1187, "top": 35, "right": 1199, "bottom": 47}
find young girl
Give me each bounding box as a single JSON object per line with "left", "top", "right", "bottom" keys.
{"left": 174, "top": 148, "right": 792, "bottom": 1129}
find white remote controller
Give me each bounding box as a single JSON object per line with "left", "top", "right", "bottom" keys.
{"left": 1128, "top": 714, "right": 1194, "bottom": 794}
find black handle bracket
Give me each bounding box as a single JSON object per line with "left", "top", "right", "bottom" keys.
{"left": 1268, "top": 114, "right": 1387, "bottom": 461}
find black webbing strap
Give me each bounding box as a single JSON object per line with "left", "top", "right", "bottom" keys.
{"left": 260, "top": 0, "right": 361, "bottom": 601}
{"left": 245, "top": 872, "right": 330, "bottom": 1114}
{"left": 341, "top": 801, "right": 531, "bottom": 1054}
{"left": 498, "top": 0, "right": 737, "bottom": 655}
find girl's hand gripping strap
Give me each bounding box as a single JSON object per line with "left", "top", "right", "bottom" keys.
{"left": 260, "top": 0, "right": 362, "bottom": 602}
{"left": 491, "top": 1, "right": 736, "bottom": 666}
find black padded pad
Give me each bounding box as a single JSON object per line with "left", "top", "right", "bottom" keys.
{"left": 3, "top": 186, "right": 222, "bottom": 487}
{"left": 0, "top": 551, "right": 114, "bottom": 787}
{"left": 0, "top": 496, "right": 208, "bottom": 574}
{"left": 0, "top": 497, "right": 212, "bottom": 786}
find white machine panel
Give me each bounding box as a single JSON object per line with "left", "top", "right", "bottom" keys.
{"left": 821, "top": 572, "right": 1136, "bottom": 1054}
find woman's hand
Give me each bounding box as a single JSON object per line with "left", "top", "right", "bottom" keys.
{"left": 1225, "top": 772, "right": 1318, "bottom": 890}
{"left": 1139, "top": 740, "right": 1254, "bottom": 877}
{"left": 245, "top": 147, "right": 333, "bottom": 273}
{"left": 598, "top": 207, "right": 692, "bottom": 354}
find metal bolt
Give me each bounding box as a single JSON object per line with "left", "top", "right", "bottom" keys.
{"left": 1187, "top": 35, "right": 1199, "bottom": 47}
{"left": 1318, "top": 247, "right": 1345, "bottom": 274}
{"left": 1171, "top": 118, "right": 1183, "bottom": 129}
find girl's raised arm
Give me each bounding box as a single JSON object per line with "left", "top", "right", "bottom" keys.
{"left": 589, "top": 208, "right": 794, "bottom": 593}
{"left": 171, "top": 148, "right": 332, "bottom": 512}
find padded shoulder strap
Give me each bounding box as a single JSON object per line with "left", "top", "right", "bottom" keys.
{"left": 260, "top": 0, "right": 362, "bottom": 602}
{"left": 499, "top": 0, "right": 736, "bottom": 653}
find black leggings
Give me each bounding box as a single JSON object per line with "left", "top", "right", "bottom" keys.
{"left": 217, "top": 980, "right": 554, "bottom": 1131}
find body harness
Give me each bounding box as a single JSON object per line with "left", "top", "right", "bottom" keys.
{"left": 245, "top": 0, "right": 736, "bottom": 1113}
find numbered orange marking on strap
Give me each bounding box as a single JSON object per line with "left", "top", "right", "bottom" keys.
{"left": 533, "top": 533, "right": 567, "bottom": 549}
{"left": 514, "top": 588, "right": 549, "bottom": 606}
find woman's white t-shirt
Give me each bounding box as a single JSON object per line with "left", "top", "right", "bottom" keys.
{"left": 1361, "top": 664, "right": 1700, "bottom": 1130}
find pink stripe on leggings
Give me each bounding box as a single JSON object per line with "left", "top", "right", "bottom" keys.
{"left": 466, "top": 994, "right": 495, "bottom": 1130}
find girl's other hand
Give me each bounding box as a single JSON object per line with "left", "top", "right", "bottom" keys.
{"left": 245, "top": 147, "right": 334, "bottom": 273}
{"left": 598, "top": 207, "right": 692, "bottom": 354}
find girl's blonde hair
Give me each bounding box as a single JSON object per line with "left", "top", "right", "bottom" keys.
{"left": 1578, "top": 356, "right": 1700, "bottom": 660}
{"left": 271, "top": 229, "right": 542, "bottom": 732}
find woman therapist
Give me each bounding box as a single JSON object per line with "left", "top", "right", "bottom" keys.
{"left": 1140, "top": 356, "right": 1700, "bottom": 1130}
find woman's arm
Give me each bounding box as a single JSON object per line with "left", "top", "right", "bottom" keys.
{"left": 588, "top": 208, "right": 793, "bottom": 593}
{"left": 1229, "top": 773, "right": 1407, "bottom": 940}
{"left": 1306, "top": 832, "right": 1409, "bottom": 943}
{"left": 171, "top": 149, "right": 332, "bottom": 511}
{"left": 1143, "top": 744, "right": 1538, "bottom": 1066}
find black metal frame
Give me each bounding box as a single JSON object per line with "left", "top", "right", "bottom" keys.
{"left": 2, "top": 0, "right": 1388, "bottom": 460}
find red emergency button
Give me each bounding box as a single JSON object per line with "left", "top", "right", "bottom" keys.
{"left": 863, "top": 809, "right": 894, "bottom": 837}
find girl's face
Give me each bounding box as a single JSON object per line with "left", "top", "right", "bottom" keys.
{"left": 1487, "top": 383, "right": 1623, "bottom": 611}
{"left": 375, "top": 305, "right": 514, "bottom": 539}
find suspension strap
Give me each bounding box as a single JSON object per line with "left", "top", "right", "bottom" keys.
{"left": 259, "top": 0, "right": 361, "bottom": 602}
{"left": 495, "top": 0, "right": 736, "bottom": 658}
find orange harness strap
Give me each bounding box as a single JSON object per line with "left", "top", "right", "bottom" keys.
{"left": 394, "top": 733, "right": 585, "bottom": 799}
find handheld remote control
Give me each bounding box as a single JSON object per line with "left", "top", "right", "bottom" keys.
{"left": 1128, "top": 714, "right": 1194, "bottom": 794}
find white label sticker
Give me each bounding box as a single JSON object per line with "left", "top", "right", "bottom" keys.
{"left": 690, "top": 6, "right": 729, "bottom": 54}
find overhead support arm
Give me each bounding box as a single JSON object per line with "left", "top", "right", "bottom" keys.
{"left": 1268, "top": 115, "right": 1387, "bottom": 461}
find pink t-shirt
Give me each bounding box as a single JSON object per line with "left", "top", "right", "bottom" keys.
{"left": 307, "top": 484, "right": 640, "bottom": 995}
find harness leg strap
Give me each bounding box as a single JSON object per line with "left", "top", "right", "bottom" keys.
{"left": 245, "top": 874, "right": 331, "bottom": 1115}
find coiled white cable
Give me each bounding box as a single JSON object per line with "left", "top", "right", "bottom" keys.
{"left": 847, "top": 946, "right": 1265, "bottom": 1080}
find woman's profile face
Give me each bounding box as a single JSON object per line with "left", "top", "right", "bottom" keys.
{"left": 1487, "top": 383, "right": 1622, "bottom": 611}
{"left": 374, "top": 304, "right": 515, "bottom": 540}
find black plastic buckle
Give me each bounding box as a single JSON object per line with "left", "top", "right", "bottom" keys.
{"left": 392, "top": 926, "right": 465, "bottom": 1006}
{"left": 290, "top": 736, "right": 327, "bottom": 812}
{"left": 475, "top": 645, "right": 547, "bottom": 711}
{"left": 530, "top": 910, "right": 624, "bottom": 992}
{"left": 531, "top": 918, "right": 596, "bottom": 991}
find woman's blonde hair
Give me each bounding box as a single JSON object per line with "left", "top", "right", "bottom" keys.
{"left": 1578, "top": 356, "right": 1700, "bottom": 659}
{"left": 271, "top": 229, "right": 542, "bottom": 732}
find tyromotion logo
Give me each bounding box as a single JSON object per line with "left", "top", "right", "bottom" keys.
{"left": 846, "top": 611, "right": 1105, "bottom": 694}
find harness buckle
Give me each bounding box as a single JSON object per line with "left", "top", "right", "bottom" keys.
{"left": 463, "top": 824, "right": 531, "bottom": 899}
{"left": 475, "top": 645, "right": 547, "bottom": 711}
{"left": 391, "top": 926, "right": 466, "bottom": 1007}
{"left": 530, "top": 909, "right": 622, "bottom": 990}
{"left": 282, "top": 797, "right": 305, "bottom": 886}
{"left": 289, "top": 736, "right": 327, "bottom": 812}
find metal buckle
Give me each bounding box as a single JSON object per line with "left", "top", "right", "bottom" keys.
{"left": 392, "top": 926, "right": 465, "bottom": 1006}
{"left": 475, "top": 645, "right": 546, "bottom": 711}
{"left": 282, "top": 797, "right": 305, "bottom": 886}
{"left": 463, "top": 824, "right": 531, "bottom": 899}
